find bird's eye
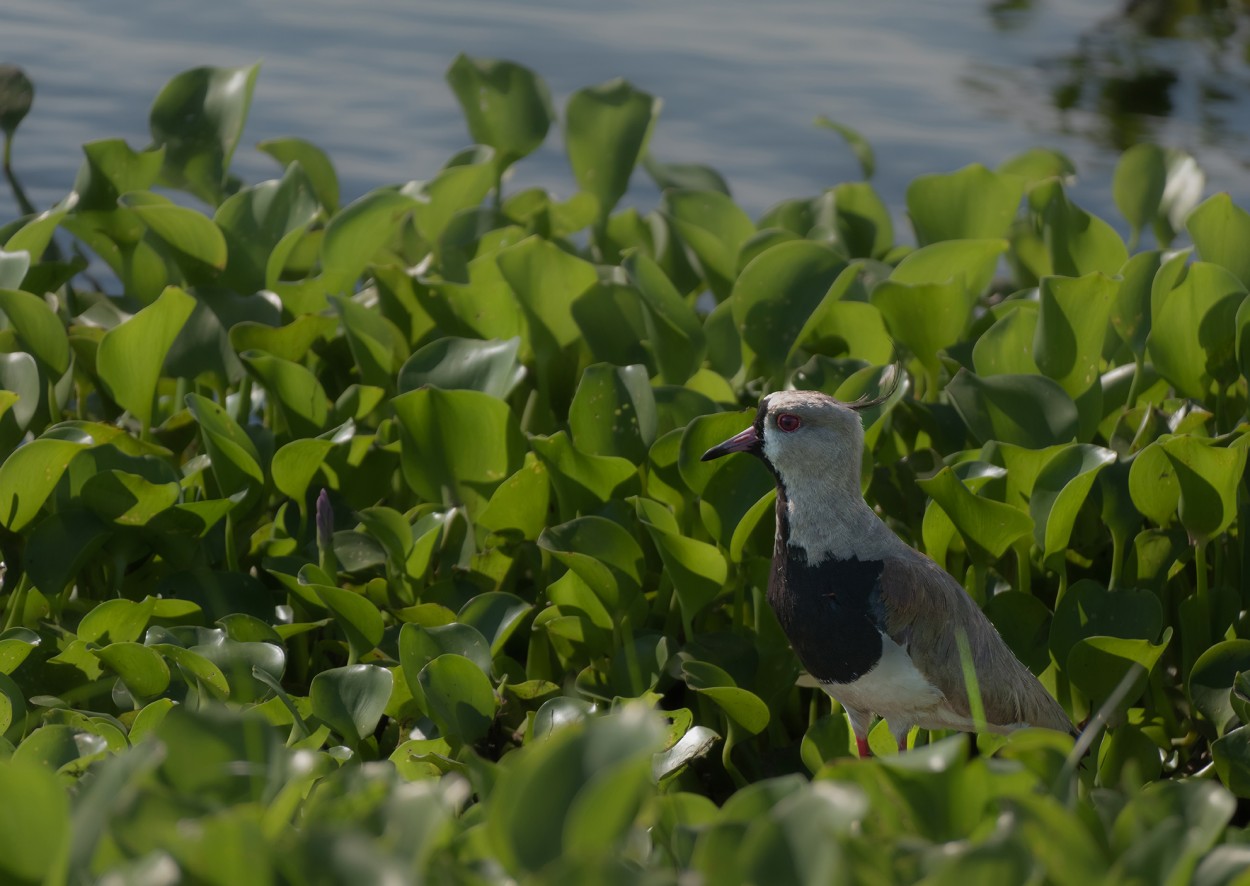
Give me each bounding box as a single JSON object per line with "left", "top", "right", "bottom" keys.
{"left": 776, "top": 413, "right": 802, "bottom": 432}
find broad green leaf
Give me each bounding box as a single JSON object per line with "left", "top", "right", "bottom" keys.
{"left": 397, "top": 336, "right": 524, "bottom": 398}
{"left": 93, "top": 642, "right": 171, "bottom": 699}
{"left": 871, "top": 279, "right": 969, "bottom": 379}
{"left": 0, "top": 758, "right": 69, "bottom": 884}
{"left": 565, "top": 79, "right": 659, "bottom": 221}
{"left": 568, "top": 363, "right": 657, "bottom": 462}
{"left": 320, "top": 189, "right": 418, "bottom": 293}
{"left": 400, "top": 622, "right": 493, "bottom": 690}
{"left": 0, "top": 437, "right": 93, "bottom": 531}
{"left": 495, "top": 235, "right": 598, "bottom": 352}
{"left": 1187, "top": 193, "right": 1250, "bottom": 288}
{"left": 972, "top": 302, "right": 1039, "bottom": 377}
{"left": 119, "top": 191, "right": 228, "bottom": 271}
{"left": 891, "top": 238, "right": 1007, "bottom": 297}
{"left": 97, "top": 286, "right": 196, "bottom": 428}
{"left": 1113, "top": 144, "right": 1168, "bottom": 248}
{"left": 149, "top": 63, "right": 260, "bottom": 204}
{"left": 1127, "top": 441, "right": 1180, "bottom": 527}
{"left": 310, "top": 664, "right": 393, "bottom": 745}
{"left": 539, "top": 516, "right": 644, "bottom": 612}
{"left": 459, "top": 592, "right": 533, "bottom": 657}
{"left": 1189, "top": 641, "right": 1250, "bottom": 737}
{"left": 1049, "top": 580, "right": 1163, "bottom": 676}
{"left": 1147, "top": 262, "right": 1246, "bottom": 400}
{"left": 71, "top": 139, "right": 165, "bottom": 212}
{"left": 642, "top": 155, "right": 731, "bottom": 195}
{"left": 185, "top": 393, "right": 264, "bottom": 509}
{"left": 330, "top": 293, "right": 407, "bottom": 388}
{"left": 477, "top": 453, "right": 551, "bottom": 540}
{"left": 947, "top": 369, "right": 1079, "bottom": 448}
{"left": 418, "top": 654, "right": 498, "bottom": 745}
{"left": 1030, "top": 180, "right": 1129, "bottom": 277}
{"left": 214, "top": 164, "right": 319, "bottom": 292}
{"left": 258, "top": 136, "right": 340, "bottom": 211}
{"left": 1212, "top": 727, "right": 1250, "bottom": 798}
{"left": 1033, "top": 273, "right": 1118, "bottom": 397}
{"left": 446, "top": 55, "right": 554, "bottom": 169}
{"left": 0, "top": 288, "right": 70, "bottom": 374}
{"left": 409, "top": 146, "right": 498, "bottom": 246}
{"left": 1161, "top": 435, "right": 1248, "bottom": 544}
{"left": 997, "top": 146, "right": 1075, "bottom": 187}
{"left": 271, "top": 438, "right": 334, "bottom": 504}
{"left": 528, "top": 431, "right": 638, "bottom": 519}
{"left": 832, "top": 181, "right": 893, "bottom": 259}
{"left": 682, "top": 661, "right": 770, "bottom": 735}
{"left": 1112, "top": 250, "right": 1163, "bottom": 359}
{"left": 637, "top": 508, "right": 727, "bottom": 623}
{"left": 663, "top": 188, "right": 755, "bottom": 298}
{"left": 392, "top": 386, "right": 525, "bottom": 515}
{"left": 731, "top": 240, "right": 845, "bottom": 378}
{"left": 622, "top": 251, "right": 705, "bottom": 385}
{"left": 1030, "top": 444, "right": 1116, "bottom": 560}
{"left": 907, "top": 163, "right": 1023, "bottom": 245}
{"left": 814, "top": 116, "right": 874, "bottom": 179}
{"left": 228, "top": 314, "right": 336, "bottom": 363}
{"left": 241, "top": 350, "right": 329, "bottom": 437}
{"left": 1067, "top": 629, "right": 1171, "bottom": 717}
{"left": 312, "top": 583, "right": 384, "bottom": 662}
{"left": 918, "top": 466, "right": 1034, "bottom": 560}
{"left": 81, "top": 469, "right": 179, "bottom": 526}
{"left": 0, "top": 250, "right": 28, "bottom": 290}
{"left": 5, "top": 206, "right": 68, "bottom": 261}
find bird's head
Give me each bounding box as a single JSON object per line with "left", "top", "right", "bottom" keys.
{"left": 701, "top": 390, "right": 874, "bottom": 495}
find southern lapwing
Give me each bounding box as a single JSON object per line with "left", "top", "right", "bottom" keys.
{"left": 701, "top": 390, "right": 1073, "bottom": 757}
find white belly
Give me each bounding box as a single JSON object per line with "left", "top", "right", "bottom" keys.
{"left": 822, "top": 633, "right": 943, "bottom": 726}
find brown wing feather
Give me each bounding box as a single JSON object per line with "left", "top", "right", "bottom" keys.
{"left": 879, "top": 553, "right": 1073, "bottom": 734}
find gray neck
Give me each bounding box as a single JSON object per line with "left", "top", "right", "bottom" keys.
{"left": 777, "top": 471, "right": 903, "bottom": 563}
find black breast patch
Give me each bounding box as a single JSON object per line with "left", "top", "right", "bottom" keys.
{"left": 768, "top": 550, "right": 887, "bottom": 684}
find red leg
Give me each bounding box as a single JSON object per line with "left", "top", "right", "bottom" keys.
{"left": 855, "top": 736, "right": 872, "bottom": 758}
{"left": 897, "top": 735, "right": 908, "bottom": 754}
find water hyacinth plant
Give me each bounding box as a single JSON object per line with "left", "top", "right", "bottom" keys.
{"left": 0, "top": 55, "right": 1248, "bottom": 882}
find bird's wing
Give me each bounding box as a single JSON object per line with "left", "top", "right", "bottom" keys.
{"left": 877, "top": 552, "right": 1073, "bottom": 733}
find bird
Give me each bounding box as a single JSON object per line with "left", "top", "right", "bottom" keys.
{"left": 701, "top": 389, "right": 1074, "bottom": 757}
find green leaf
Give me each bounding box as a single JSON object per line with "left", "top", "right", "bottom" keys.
{"left": 663, "top": 189, "right": 755, "bottom": 298}
{"left": 997, "top": 147, "right": 1075, "bottom": 187}
{"left": 906, "top": 163, "right": 1023, "bottom": 245}
{"left": 1067, "top": 629, "right": 1171, "bottom": 717}
{"left": 148, "top": 63, "right": 260, "bottom": 204}
{"left": 97, "top": 286, "right": 196, "bottom": 428}
{"left": 477, "top": 453, "right": 551, "bottom": 540}
{"left": 400, "top": 622, "right": 493, "bottom": 692}
{"left": 93, "top": 642, "right": 171, "bottom": 699}
{"left": 185, "top": 393, "right": 264, "bottom": 510}
{"left": 682, "top": 661, "right": 770, "bottom": 735}
{"left": 831, "top": 181, "right": 893, "bottom": 259}
{"left": 409, "top": 147, "right": 498, "bottom": 246}
{"left": 642, "top": 155, "right": 730, "bottom": 195}
{"left": 1111, "top": 250, "right": 1163, "bottom": 359}
{"left": 214, "top": 164, "right": 320, "bottom": 292}
{"left": 972, "top": 302, "right": 1039, "bottom": 376}
{"left": 0, "top": 288, "right": 70, "bottom": 374}
{"left": 891, "top": 238, "right": 1007, "bottom": 297}
{"left": 418, "top": 654, "right": 499, "bottom": 745}
{"left": 918, "top": 466, "right": 1034, "bottom": 560}
{"left": 731, "top": 240, "right": 846, "bottom": 378}
{"left": 1033, "top": 273, "right": 1118, "bottom": 397}
{"left": 392, "top": 386, "right": 526, "bottom": 515}
{"left": 397, "top": 336, "right": 524, "bottom": 398}
{"left": 871, "top": 279, "right": 970, "bottom": 379}
{"left": 947, "top": 369, "right": 1079, "bottom": 448}
{"left": 312, "top": 583, "right": 384, "bottom": 662}
{"left": 1212, "top": 727, "right": 1250, "bottom": 798}
{"left": 1030, "top": 444, "right": 1116, "bottom": 559}
{"left": 1113, "top": 144, "right": 1168, "bottom": 248}
{"left": 539, "top": 516, "right": 644, "bottom": 612}
{"left": 0, "top": 250, "right": 28, "bottom": 290}
{"left": 458, "top": 593, "right": 534, "bottom": 658}
{"left": 637, "top": 503, "right": 727, "bottom": 623}
{"left": 119, "top": 191, "right": 228, "bottom": 271}
{"left": 445, "top": 55, "right": 554, "bottom": 170}
{"left": 257, "top": 136, "right": 340, "bottom": 212}
{"left": 319, "top": 189, "right": 418, "bottom": 293}
{"left": 329, "top": 293, "right": 407, "bottom": 388}
{"left": 1161, "top": 435, "right": 1249, "bottom": 544}
{"left": 814, "top": 116, "right": 874, "bottom": 178}
{"left": 241, "top": 350, "right": 329, "bottom": 438}
{"left": 271, "top": 437, "right": 334, "bottom": 505}
{"left": 1030, "top": 180, "right": 1129, "bottom": 277}
{"left": 0, "top": 758, "right": 69, "bottom": 884}
{"left": 1049, "top": 580, "right": 1163, "bottom": 680}
{"left": 1147, "top": 262, "right": 1246, "bottom": 400}
{"left": 0, "top": 437, "right": 93, "bottom": 532}
{"left": 496, "top": 235, "right": 598, "bottom": 352}
{"left": 1127, "top": 441, "right": 1180, "bottom": 527}
{"left": 310, "top": 664, "right": 393, "bottom": 745}
{"left": 1187, "top": 193, "right": 1250, "bottom": 288}
{"left": 82, "top": 469, "right": 180, "bottom": 526}
{"left": 568, "top": 363, "right": 657, "bottom": 463}
{"left": 622, "top": 251, "right": 706, "bottom": 385}
{"left": 564, "top": 78, "right": 659, "bottom": 221}
{"left": 528, "top": 431, "right": 638, "bottom": 519}
{"left": 1189, "top": 641, "right": 1250, "bottom": 737}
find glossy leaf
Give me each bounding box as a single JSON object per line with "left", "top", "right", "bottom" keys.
{"left": 1187, "top": 193, "right": 1250, "bottom": 288}
{"left": 564, "top": 79, "right": 659, "bottom": 220}
{"left": 418, "top": 654, "right": 498, "bottom": 745}
{"left": 906, "top": 163, "right": 1023, "bottom": 245}
{"left": 1030, "top": 444, "right": 1116, "bottom": 559}
{"left": 310, "top": 664, "right": 393, "bottom": 745}
{"left": 397, "top": 336, "right": 524, "bottom": 398}
{"left": 947, "top": 369, "right": 1079, "bottom": 448}
{"left": 97, "top": 286, "right": 196, "bottom": 428}
{"left": 446, "top": 54, "right": 554, "bottom": 170}
{"left": 1147, "top": 262, "right": 1245, "bottom": 400}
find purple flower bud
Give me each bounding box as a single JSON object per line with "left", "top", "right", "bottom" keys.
{"left": 315, "top": 488, "right": 333, "bottom": 550}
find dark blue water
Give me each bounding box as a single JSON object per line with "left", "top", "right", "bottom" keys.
{"left": 3, "top": 0, "right": 1249, "bottom": 236}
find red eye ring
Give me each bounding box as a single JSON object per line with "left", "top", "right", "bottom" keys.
{"left": 776, "top": 413, "right": 802, "bottom": 433}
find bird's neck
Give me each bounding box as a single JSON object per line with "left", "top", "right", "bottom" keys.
{"left": 775, "top": 471, "right": 901, "bottom": 563}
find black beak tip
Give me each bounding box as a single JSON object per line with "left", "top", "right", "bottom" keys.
{"left": 700, "top": 448, "right": 720, "bottom": 462}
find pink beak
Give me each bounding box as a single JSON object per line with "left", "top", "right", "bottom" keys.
{"left": 701, "top": 425, "right": 760, "bottom": 461}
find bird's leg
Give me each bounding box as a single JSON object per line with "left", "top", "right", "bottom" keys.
{"left": 897, "top": 736, "right": 908, "bottom": 754}
{"left": 855, "top": 736, "right": 872, "bottom": 758}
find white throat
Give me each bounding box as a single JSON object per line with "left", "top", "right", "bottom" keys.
{"left": 780, "top": 481, "right": 902, "bottom": 562}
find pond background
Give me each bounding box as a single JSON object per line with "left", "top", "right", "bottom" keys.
{"left": 3, "top": 0, "right": 1249, "bottom": 238}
